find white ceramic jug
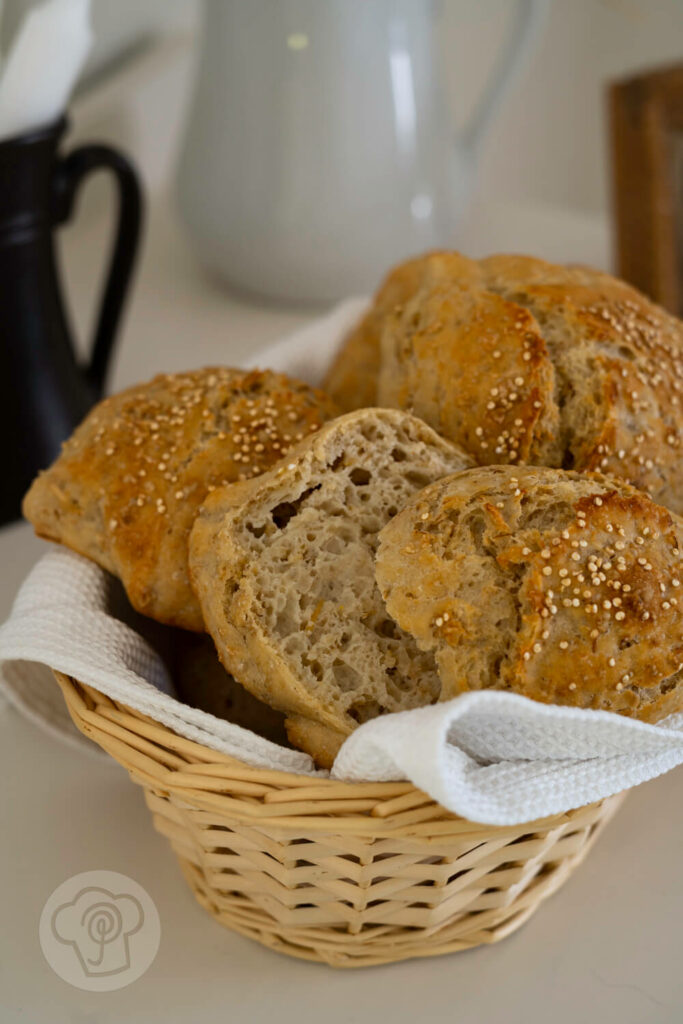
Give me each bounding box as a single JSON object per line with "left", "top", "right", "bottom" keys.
{"left": 177, "top": 0, "right": 549, "bottom": 305}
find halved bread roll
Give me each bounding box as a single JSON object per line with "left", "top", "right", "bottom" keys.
{"left": 189, "top": 408, "right": 472, "bottom": 763}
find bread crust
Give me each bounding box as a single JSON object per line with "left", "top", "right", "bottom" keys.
{"left": 376, "top": 465, "right": 683, "bottom": 722}
{"left": 380, "top": 280, "right": 560, "bottom": 468}
{"left": 480, "top": 255, "right": 683, "bottom": 508}
{"left": 323, "top": 251, "right": 478, "bottom": 411}
{"left": 23, "top": 367, "right": 336, "bottom": 630}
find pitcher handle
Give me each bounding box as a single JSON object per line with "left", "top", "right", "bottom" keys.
{"left": 457, "top": 0, "right": 551, "bottom": 153}
{"left": 53, "top": 142, "right": 143, "bottom": 397}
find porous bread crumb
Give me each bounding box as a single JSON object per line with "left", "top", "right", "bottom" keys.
{"left": 189, "top": 408, "right": 472, "bottom": 752}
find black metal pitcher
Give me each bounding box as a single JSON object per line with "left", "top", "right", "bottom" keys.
{"left": 0, "top": 116, "right": 143, "bottom": 525}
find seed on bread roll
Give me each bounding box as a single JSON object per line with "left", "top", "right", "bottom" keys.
{"left": 23, "top": 367, "right": 336, "bottom": 631}
{"left": 376, "top": 465, "right": 683, "bottom": 722}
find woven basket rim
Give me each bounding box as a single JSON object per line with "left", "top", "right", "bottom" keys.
{"left": 53, "top": 670, "right": 623, "bottom": 836}
{"left": 54, "top": 670, "right": 406, "bottom": 787}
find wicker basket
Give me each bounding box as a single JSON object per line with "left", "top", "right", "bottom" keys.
{"left": 54, "top": 671, "right": 625, "bottom": 968}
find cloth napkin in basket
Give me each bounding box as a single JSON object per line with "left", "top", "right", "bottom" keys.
{"left": 2, "top": 300, "right": 683, "bottom": 826}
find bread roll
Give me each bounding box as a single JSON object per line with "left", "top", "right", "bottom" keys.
{"left": 23, "top": 367, "right": 336, "bottom": 630}
{"left": 379, "top": 254, "right": 683, "bottom": 512}
{"left": 376, "top": 464, "right": 683, "bottom": 722}
{"left": 189, "top": 408, "right": 472, "bottom": 763}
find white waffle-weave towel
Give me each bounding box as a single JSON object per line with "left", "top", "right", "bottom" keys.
{"left": 2, "top": 299, "right": 683, "bottom": 825}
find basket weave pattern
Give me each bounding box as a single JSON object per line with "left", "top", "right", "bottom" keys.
{"left": 55, "top": 672, "right": 624, "bottom": 967}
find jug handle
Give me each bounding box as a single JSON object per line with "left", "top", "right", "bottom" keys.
{"left": 53, "top": 143, "right": 143, "bottom": 398}
{"left": 456, "top": 0, "right": 551, "bottom": 154}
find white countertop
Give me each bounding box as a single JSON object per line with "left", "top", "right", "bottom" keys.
{"left": 1, "top": 35, "right": 681, "bottom": 1024}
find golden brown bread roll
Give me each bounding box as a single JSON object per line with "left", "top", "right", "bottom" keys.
{"left": 328, "top": 250, "right": 683, "bottom": 512}
{"left": 23, "top": 367, "right": 336, "bottom": 631}
{"left": 376, "top": 465, "right": 683, "bottom": 722}
{"left": 381, "top": 254, "right": 683, "bottom": 512}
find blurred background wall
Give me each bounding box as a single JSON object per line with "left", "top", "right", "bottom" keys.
{"left": 447, "top": 0, "right": 683, "bottom": 216}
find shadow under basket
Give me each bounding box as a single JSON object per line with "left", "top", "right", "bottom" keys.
{"left": 54, "top": 672, "right": 625, "bottom": 968}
